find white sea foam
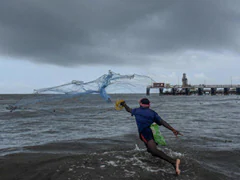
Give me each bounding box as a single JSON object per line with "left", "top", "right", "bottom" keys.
{"left": 106, "top": 161, "right": 118, "bottom": 167}
{"left": 162, "top": 147, "right": 185, "bottom": 157}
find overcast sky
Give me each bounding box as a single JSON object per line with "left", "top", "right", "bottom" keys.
{"left": 1, "top": 0, "right": 240, "bottom": 93}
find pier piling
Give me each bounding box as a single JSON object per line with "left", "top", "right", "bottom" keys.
{"left": 236, "top": 88, "right": 240, "bottom": 95}
{"left": 172, "top": 88, "right": 176, "bottom": 95}
{"left": 185, "top": 88, "right": 190, "bottom": 95}
{"left": 224, "top": 88, "right": 229, "bottom": 95}
{"left": 146, "top": 87, "right": 150, "bottom": 95}
{"left": 211, "top": 88, "right": 217, "bottom": 95}
{"left": 159, "top": 88, "right": 163, "bottom": 95}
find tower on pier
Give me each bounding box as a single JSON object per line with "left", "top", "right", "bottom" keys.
{"left": 182, "top": 73, "right": 188, "bottom": 87}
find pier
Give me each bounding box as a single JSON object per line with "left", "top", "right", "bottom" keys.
{"left": 146, "top": 73, "right": 240, "bottom": 95}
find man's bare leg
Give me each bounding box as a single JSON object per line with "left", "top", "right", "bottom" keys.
{"left": 147, "top": 140, "right": 181, "bottom": 175}
{"left": 175, "top": 159, "right": 181, "bottom": 175}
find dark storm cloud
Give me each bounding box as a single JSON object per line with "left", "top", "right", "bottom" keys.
{"left": 0, "top": 0, "right": 239, "bottom": 66}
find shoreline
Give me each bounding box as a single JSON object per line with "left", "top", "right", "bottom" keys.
{"left": 0, "top": 139, "right": 234, "bottom": 180}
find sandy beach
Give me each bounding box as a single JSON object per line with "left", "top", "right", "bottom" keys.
{"left": 0, "top": 137, "right": 233, "bottom": 180}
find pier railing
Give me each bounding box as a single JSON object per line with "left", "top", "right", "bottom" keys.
{"left": 148, "top": 84, "right": 240, "bottom": 88}
{"left": 146, "top": 84, "right": 240, "bottom": 95}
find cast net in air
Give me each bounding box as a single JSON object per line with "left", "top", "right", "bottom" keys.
{"left": 7, "top": 70, "right": 155, "bottom": 111}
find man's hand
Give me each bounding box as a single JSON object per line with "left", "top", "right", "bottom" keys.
{"left": 172, "top": 129, "right": 183, "bottom": 137}
{"left": 119, "top": 100, "right": 132, "bottom": 113}
{"left": 120, "top": 101, "right": 126, "bottom": 106}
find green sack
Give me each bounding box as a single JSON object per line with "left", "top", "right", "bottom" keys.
{"left": 150, "top": 123, "right": 167, "bottom": 146}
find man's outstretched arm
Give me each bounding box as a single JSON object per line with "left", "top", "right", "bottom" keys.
{"left": 159, "top": 119, "right": 183, "bottom": 137}
{"left": 120, "top": 101, "right": 132, "bottom": 113}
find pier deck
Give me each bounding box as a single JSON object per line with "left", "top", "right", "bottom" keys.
{"left": 146, "top": 84, "right": 240, "bottom": 95}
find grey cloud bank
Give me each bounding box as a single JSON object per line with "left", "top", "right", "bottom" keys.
{"left": 0, "top": 0, "right": 240, "bottom": 67}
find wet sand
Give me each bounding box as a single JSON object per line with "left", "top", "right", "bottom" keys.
{"left": 0, "top": 137, "right": 232, "bottom": 180}
{"left": 0, "top": 152, "right": 227, "bottom": 180}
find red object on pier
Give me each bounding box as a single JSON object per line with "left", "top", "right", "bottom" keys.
{"left": 153, "top": 83, "right": 165, "bottom": 88}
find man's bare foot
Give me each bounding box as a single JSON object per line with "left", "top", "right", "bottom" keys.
{"left": 175, "top": 159, "right": 181, "bottom": 175}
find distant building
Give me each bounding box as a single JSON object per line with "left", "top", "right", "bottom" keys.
{"left": 182, "top": 73, "right": 188, "bottom": 87}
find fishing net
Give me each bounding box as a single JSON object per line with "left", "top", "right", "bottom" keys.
{"left": 8, "top": 70, "right": 155, "bottom": 111}
{"left": 115, "top": 99, "right": 125, "bottom": 110}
